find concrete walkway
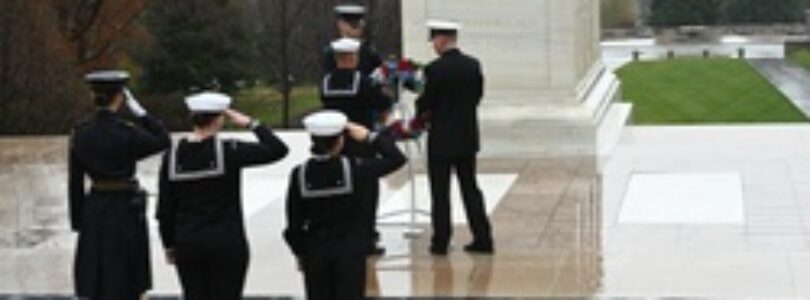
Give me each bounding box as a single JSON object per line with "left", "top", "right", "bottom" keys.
{"left": 749, "top": 59, "right": 810, "bottom": 117}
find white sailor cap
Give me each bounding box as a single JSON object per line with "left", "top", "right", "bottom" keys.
{"left": 85, "top": 70, "right": 130, "bottom": 85}
{"left": 303, "top": 110, "right": 348, "bottom": 137}
{"left": 335, "top": 4, "right": 366, "bottom": 17}
{"left": 428, "top": 20, "right": 462, "bottom": 39}
{"left": 331, "top": 38, "right": 361, "bottom": 54}
{"left": 185, "top": 92, "right": 232, "bottom": 113}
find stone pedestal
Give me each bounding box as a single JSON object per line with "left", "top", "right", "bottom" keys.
{"left": 402, "top": 0, "right": 630, "bottom": 158}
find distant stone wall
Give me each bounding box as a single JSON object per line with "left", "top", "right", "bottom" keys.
{"left": 786, "top": 38, "right": 810, "bottom": 56}
{"left": 654, "top": 26, "right": 723, "bottom": 44}
{"left": 603, "top": 24, "right": 809, "bottom": 39}
{"left": 723, "top": 24, "right": 809, "bottom": 36}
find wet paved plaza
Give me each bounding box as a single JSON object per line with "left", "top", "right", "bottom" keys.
{"left": 3, "top": 125, "right": 810, "bottom": 298}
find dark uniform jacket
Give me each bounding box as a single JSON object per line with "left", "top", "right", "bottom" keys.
{"left": 156, "top": 126, "right": 288, "bottom": 257}
{"left": 322, "top": 40, "right": 383, "bottom": 76}
{"left": 319, "top": 68, "right": 393, "bottom": 131}
{"left": 69, "top": 109, "right": 170, "bottom": 299}
{"left": 283, "top": 135, "right": 406, "bottom": 258}
{"left": 416, "top": 49, "right": 485, "bottom": 158}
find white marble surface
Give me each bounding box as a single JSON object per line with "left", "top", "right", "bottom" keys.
{"left": 600, "top": 125, "right": 810, "bottom": 298}
{"left": 619, "top": 173, "right": 745, "bottom": 224}
{"left": 403, "top": 0, "right": 601, "bottom": 95}
{"left": 403, "top": 0, "right": 627, "bottom": 157}
{"left": 8, "top": 126, "right": 810, "bottom": 296}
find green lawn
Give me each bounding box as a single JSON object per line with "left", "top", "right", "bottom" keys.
{"left": 616, "top": 57, "right": 808, "bottom": 124}
{"left": 790, "top": 50, "right": 810, "bottom": 71}
{"left": 233, "top": 85, "right": 321, "bottom": 128}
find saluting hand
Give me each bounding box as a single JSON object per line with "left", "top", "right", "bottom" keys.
{"left": 123, "top": 88, "right": 148, "bottom": 117}
{"left": 224, "top": 109, "right": 253, "bottom": 128}
{"left": 346, "top": 122, "right": 370, "bottom": 142}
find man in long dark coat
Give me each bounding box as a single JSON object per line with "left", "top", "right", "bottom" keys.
{"left": 69, "top": 70, "right": 170, "bottom": 299}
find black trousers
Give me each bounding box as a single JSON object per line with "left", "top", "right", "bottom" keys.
{"left": 304, "top": 253, "right": 367, "bottom": 300}
{"left": 175, "top": 239, "right": 249, "bottom": 300}
{"left": 367, "top": 180, "right": 381, "bottom": 242}
{"left": 428, "top": 154, "right": 493, "bottom": 248}
{"left": 346, "top": 138, "right": 381, "bottom": 244}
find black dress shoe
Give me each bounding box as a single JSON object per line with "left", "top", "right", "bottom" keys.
{"left": 463, "top": 242, "right": 494, "bottom": 254}
{"left": 429, "top": 246, "right": 448, "bottom": 256}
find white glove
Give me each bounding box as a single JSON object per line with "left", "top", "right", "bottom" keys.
{"left": 370, "top": 67, "right": 387, "bottom": 85}
{"left": 124, "top": 88, "right": 147, "bottom": 117}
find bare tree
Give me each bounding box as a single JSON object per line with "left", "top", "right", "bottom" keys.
{"left": 0, "top": 0, "right": 151, "bottom": 135}
{"left": 253, "top": 0, "right": 311, "bottom": 127}
{"left": 0, "top": 1, "right": 89, "bottom": 135}
{"left": 52, "top": 0, "right": 149, "bottom": 71}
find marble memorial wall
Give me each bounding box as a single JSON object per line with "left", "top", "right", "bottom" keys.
{"left": 403, "top": 0, "right": 628, "bottom": 157}
{"left": 403, "top": 0, "right": 604, "bottom": 104}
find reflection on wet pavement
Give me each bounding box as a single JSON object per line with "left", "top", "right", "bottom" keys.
{"left": 0, "top": 132, "right": 602, "bottom": 298}
{"left": 4, "top": 126, "right": 810, "bottom": 298}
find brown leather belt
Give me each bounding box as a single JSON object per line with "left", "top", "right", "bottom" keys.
{"left": 91, "top": 179, "right": 139, "bottom": 192}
